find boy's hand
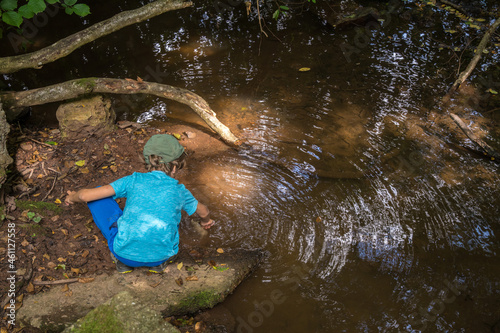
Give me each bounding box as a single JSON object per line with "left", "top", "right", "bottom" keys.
{"left": 200, "top": 219, "right": 214, "bottom": 229}
{"left": 65, "top": 190, "right": 77, "bottom": 205}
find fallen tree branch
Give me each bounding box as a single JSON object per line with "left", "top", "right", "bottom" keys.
{"left": 444, "top": 17, "right": 500, "bottom": 101}
{"left": 32, "top": 278, "right": 80, "bottom": 286}
{"left": 450, "top": 113, "right": 500, "bottom": 161}
{"left": 0, "top": 78, "right": 241, "bottom": 146}
{"left": 0, "top": 0, "right": 192, "bottom": 74}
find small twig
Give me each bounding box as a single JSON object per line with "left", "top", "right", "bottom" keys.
{"left": 32, "top": 278, "right": 80, "bottom": 286}
{"left": 29, "top": 138, "right": 55, "bottom": 149}
{"left": 256, "top": 0, "right": 269, "bottom": 38}
{"left": 450, "top": 113, "right": 500, "bottom": 161}
{"left": 42, "top": 176, "right": 58, "bottom": 201}
{"left": 47, "top": 167, "right": 61, "bottom": 174}
{"left": 41, "top": 162, "right": 48, "bottom": 176}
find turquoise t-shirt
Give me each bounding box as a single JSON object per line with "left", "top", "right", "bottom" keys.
{"left": 110, "top": 171, "right": 198, "bottom": 262}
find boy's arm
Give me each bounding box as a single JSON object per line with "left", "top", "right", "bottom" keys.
{"left": 195, "top": 202, "right": 214, "bottom": 229}
{"left": 65, "top": 185, "right": 116, "bottom": 205}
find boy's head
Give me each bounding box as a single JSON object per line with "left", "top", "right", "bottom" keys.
{"left": 143, "top": 134, "right": 186, "bottom": 176}
{"left": 143, "top": 134, "right": 184, "bottom": 164}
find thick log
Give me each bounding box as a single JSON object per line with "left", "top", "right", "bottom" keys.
{"left": 0, "top": 78, "right": 241, "bottom": 146}
{"left": 0, "top": 0, "right": 192, "bottom": 74}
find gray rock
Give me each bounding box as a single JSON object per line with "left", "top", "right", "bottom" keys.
{"left": 17, "top": 248, "right": 263, "bottom": 332}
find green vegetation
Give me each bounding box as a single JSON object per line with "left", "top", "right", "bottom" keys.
{"left": 0, "top": 0, "right": 90, "bottom": 37}
{"left": 175, "top": 290, "right": 222, "bottom": 314}
{"left": 16, "top": 199, "right": 62, "bottom": 215}
{"left": 69, "top": 304, "right": 124, "bottom": 333}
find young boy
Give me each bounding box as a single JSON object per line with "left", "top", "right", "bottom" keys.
{"left": 65, "top": 134, "right": 214, "bottom": 273}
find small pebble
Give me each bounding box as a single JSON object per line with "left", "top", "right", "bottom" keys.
{"left": 185, "top": 131, "right": 196, "bottom": 139}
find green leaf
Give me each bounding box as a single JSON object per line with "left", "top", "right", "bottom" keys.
{"left": 75, "top": 160, "right": 86, "bottom": 166}
{"left": 32, "top": 216, "right": 42, "bottom": 223}
{"left": 45, "top": 141, "right": 58, "bottom": 145}
{"left": 27, "top": 0, "right": 46, "bottom": 14}
{"left": 63, "top": 0, "right": 77, "bottom": 5}
{"left": 46, "top": 0, "right": 60, "bottom": 3}
{"left": 0, "top": 0, "right": 18, "bottom": 11}
{"left": 18, "top": 4, "right": 35, "bottom": 19}
{"left": 27, "top": 211, "right": 36, "bottom": 219}
{"left": 272, "top": 9, "right": 280, "bottom": 20}
{"left": 487, "top": 88, "right": 498, "bottom": 95}
{"left": 2, "top": 11, "right": 23, "bottom": 27}
{"left": 64, "top": 6, "right": 73, "bottom": 14}
{"left": 279, "top": 5, "right": 289, "bottom": 10}
{"left": 72, "top": 3, "right": 90, "bottom": 17}
{"left": 55, "top": 264, "right": 66, "bottom": 270}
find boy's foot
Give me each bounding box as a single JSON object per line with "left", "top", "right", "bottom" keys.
{"left": 110, "top": 253, "right": 134, "bottom": 274}
{"left": 148, "top": 255, "right": 177, "bottom": 274}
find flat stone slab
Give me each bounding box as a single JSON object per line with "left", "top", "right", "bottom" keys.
{"left": 18, "top": 248, "right": 263, "bottom": 332}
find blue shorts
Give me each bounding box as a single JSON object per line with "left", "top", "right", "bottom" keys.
{"left": 87, "top": 196, "right": 165, "bottom": 267}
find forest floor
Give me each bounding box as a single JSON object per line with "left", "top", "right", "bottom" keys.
{"left": 0, "top": 122, "right": 232, "bottom": 332}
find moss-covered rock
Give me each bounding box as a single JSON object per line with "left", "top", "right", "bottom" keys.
{"left": 65, "top": 291, "right": 179, "bottom": 333}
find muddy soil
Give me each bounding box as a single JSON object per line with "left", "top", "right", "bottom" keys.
{"left": 0, "top": 122, "right": 231, "bottom": 332}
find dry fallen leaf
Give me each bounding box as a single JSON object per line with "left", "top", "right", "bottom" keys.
{"left": 21, "top": 239, "right": 29, "bottom": 247}
{"left": 47, "top": 262, "right": 56, "bottom": 269}
{"left": 82, "top": 250, "right": 90, "bottom": 258}
{"left": 186, "top": 275, "right": 199, "bottom": 281}
{"left": 54, "top": 199, "right": 62, "bottom": 204}
{"left": 80, "top": 167, "right": 90, "bottom": 174}
{"left": 73, "top": 234, "right": 82, "bottom": 239}
{"left": 71, "top": 268, "right": 80, "bottom": 275}
{"left": 61, "top": 229, "right": 68, "bottom": 236}
{"left": 43, "top": 253, "right": 50, "bottom": 260}
{"left": 26, "top": 282, "right": 35, "bottom": 293}
{"left": 110, "top": 165, "right": 118, "bottom": 173}
{"left": 57, "top": 257, "right": 66, "bottom": 262}
{"left": 175, "top": 277, "right": 183, "bottom": 286}
{"left": 216, "top": 248, "right": 224, "bottom": 254}
{"left": 61, "top": 284, "right": 69, "bottom": 292}
{"left": 208, "top": 260, "right": 217, "bottom": 267}
{"left": 177, "top": 262, "right": 183, "bottom": 271}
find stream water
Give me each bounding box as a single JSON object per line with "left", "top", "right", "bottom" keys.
{"left": 2, "top": 0, "right": 500, "bottom": 332}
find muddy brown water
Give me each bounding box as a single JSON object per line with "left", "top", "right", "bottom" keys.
{"left": 2, "top": 1, "right": 500, "bottom": 332}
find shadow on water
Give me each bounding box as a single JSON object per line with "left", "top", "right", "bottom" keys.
{"left": 3, "top": 0, "right": 500, "bottom": 331}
